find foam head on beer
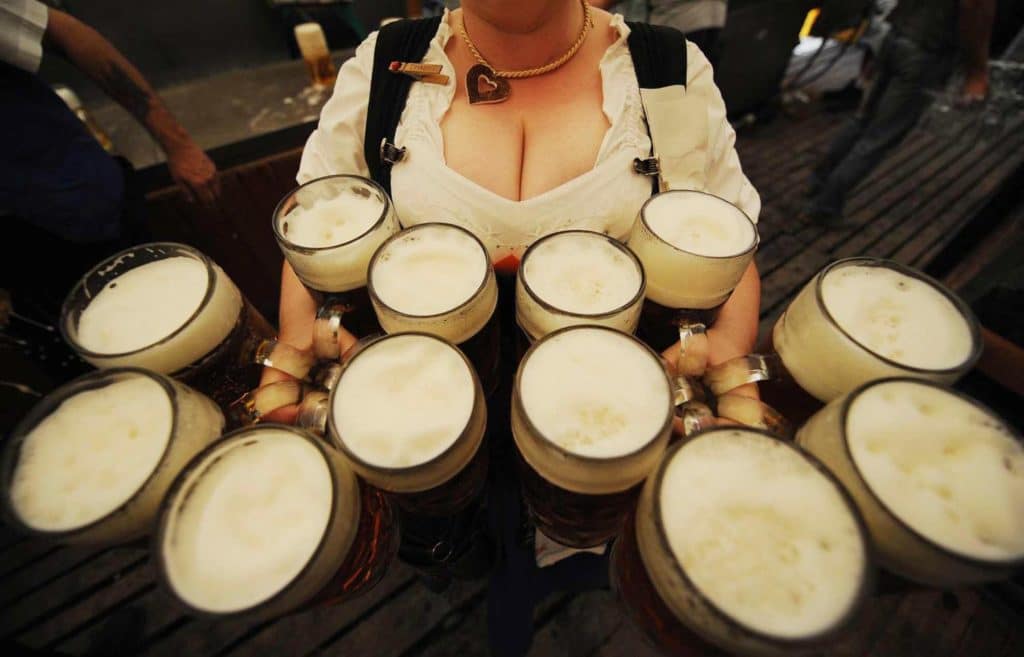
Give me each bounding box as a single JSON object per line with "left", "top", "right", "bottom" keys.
{"left": 520, "top": 327, "right": 670, "bottom": 459}
{"left": 77, "top": 256, "right": 206, "bottom": 355}
{"left": 66, "top": 246, "right": 243, "bottom": 375}
{"left": 656, "top": 430, "right": 866, "bottom": 639}
{"left": 517, "top": 231, "right": 643, "bottom": 339}
{"left": 643, "top": 193, "right": 756, "bottom": 258}
{"left": 847, "top": 380, "right": 1024, "bottom": 562}
{"left": 281, "top": 190, "right": 385, "bottom": 250}
{"left": 821, "top": 265, "right": 974, "bottom": 371}
{"left": 294, "top": 23, "right": 329, "bottom": 61}
{"left": 332, "top": 334, "right": 474, "bottom": 469}
{"left": 522, "top": 232, "right": 641, "bottom": 315}
{"left": 161, "top": 428, "right": 335, "bottom": 613}
{"left": 630, "top": 191, "right": 756, "bottom": 309}
{"left": 371, "top": 224, "right": 489, "bottom": 317}
{"left": 8, "top": 377, "right": 172, "bottom": 532}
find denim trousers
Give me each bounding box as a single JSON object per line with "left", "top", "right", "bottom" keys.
{"left": 809, "top": 32, "right": 955, "bottom": 216}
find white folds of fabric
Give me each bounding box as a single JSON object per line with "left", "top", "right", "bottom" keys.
{"left": 640, "top": 84, "right": 708, "bottom": 192}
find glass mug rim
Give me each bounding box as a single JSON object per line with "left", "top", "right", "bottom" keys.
{"left": 60, "top": 242, "right": 218, "bottom": 361}
{"left": 1, "top": 368, "right": 180, "bottom": 541}
{"left": 836, "top": 376, "right": 1024, "bottom": 570}
{"left": 810, "top": 257, "right": 983, "bottom": 376}
{"left": 272, "top": 174, "right": 393, "bottom": 255}
{"left": 154, "top": 423, "right": 354, "bottom": 620}
{"left": 645, "top": 426, "right": 875, "bottom": 649}
{"left": 638, "top": 189, "right": 759, "bottom": 261}
{"left": 513, "top": 324, "right": 674, "bottom": 465}
{"left": 326, "top": 331, "right": 484, "bottom": 481}
{"left": 367, "top": 222, "right": 494, "bottom": 321}
{"left": 518, "top": 229, "right": 647, "bottom": 321}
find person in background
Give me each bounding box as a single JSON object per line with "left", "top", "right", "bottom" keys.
{"left": 803, "top": 0, "right": 996, "bottom": 228}
{"left": 0, "top": 0, "right": 219, "bottom": 366}
{"left": 591, "top": 0, "right": 728, "bottom": 63}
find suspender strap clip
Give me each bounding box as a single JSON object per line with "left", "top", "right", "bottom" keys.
{"left": 380, "top": 139, "right": 407, "bottom": 166}
{"left": 633, "top": 157, "right": 661, "bottom": 176}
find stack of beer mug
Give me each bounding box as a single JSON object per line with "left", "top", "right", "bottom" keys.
{"left": 273, "top": 177, "right": 502, "bottom": 584}
{"left": 610, "top": 227, "right": 1023, "bottom": 654}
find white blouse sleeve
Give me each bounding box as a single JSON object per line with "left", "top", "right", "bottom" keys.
{"left": 297, "top": 30, "right": 379, "bottom": 184}
{"left": 685, "top": 41, "right": 761, "bottom": 223}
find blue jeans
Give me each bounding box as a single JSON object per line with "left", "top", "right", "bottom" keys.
{"left": 809, "top": 32, "right": 954, "bottom": 216}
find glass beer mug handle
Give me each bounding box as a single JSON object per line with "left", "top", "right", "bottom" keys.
{"left": 313, "top": 302, "right": 350, "bottom": 360}
{"left": 703, "top": 353, "right": 786, "bottom": 397}
{"left": 312, "top": 361, "right": 345, "bottom": 392}
{"left": 678, "top": 401, "right": 715, "bottom": 436}
{"left": 254, "top": 339, "right": 317, "bottom": 381}
{"left": 675, "top": 321, "right": 709, "bottom": 378}
{"left": 296, "top": 391, "right": 330, "bottom": 436}
{"left": 229, "top": 380, "right": 312, "bottom": 426}
{"left": 715, "top": 393, "right": 794, "bottom": 439}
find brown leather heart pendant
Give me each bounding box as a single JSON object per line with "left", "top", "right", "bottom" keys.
{"left": 467, "top": 64, "right": 510, "bottom": 105}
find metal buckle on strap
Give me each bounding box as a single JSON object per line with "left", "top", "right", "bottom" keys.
{"left": 633, "top": 157, "right": 660, "bottom": 176}
{"left": 380, "top": 139, "right": 407, "bottom": 166}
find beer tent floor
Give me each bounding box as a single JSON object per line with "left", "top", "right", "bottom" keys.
{"left": 3, "top": 101, "right": 1024, "bottom": 657}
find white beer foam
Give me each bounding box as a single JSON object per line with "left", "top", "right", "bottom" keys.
{"left": 661, "top": 430, "right": 865, "bottom": 638}
{"left": 523, "top": 233, "right": 641, "bottom": 314}
{"left": 164, "top": 430, "right": 332, "bottom": 613}
{"left": 78, "top": 257, "right": 207, "bottom": 354}
{"left": 372, "top": 225, "right": 487, "bottom": 316}
{"left": 644, "top": 194, "right": 755, "bottom": 257}
{"left": 822, "top": 265, "right": 973, "bottom": 370}
{"left": 282, "top": 192, "right": 384, "bottom": 249}
{"left": 848, "top": 381, "right": 1024, "bottom": 561}
{"left": 522, "top": 233, "right": 641, "bottom": 315}
{"left": 333, "top": 335, "right": 474, "bottom": 468}
{"left": 10, "top": 377, "right": 172, "bottom": 531}
{"left": 520, "top": 328, "right": 669, "bottom": 458}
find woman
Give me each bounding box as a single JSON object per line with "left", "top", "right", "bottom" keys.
{"left": 266, "top": 0, "right": 761, "bottom": 401}
{"left": 266, "top": 2, "right": 762, "bottom": 653}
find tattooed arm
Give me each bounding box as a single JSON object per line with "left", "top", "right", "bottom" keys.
{"left": 43, "top": 9, "right": 219, "bottom": 204}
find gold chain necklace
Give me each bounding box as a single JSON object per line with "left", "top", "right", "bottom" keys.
{"left": 459, "top": 0, "right": 593, "bottom": 105}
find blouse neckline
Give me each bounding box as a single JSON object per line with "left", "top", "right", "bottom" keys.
{"left": 415, "top": 11, "right": 639, "bottom": 205}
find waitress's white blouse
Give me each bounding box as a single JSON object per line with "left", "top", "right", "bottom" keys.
{"left": 298, "top": 13, "right": 760, "bottom": 263}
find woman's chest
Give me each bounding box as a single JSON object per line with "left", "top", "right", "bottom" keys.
{"left": 440, "top": 68, "right": 611, "bottom": 202}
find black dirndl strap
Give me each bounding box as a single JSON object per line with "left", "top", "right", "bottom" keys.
{"left": 364, "top": 16, "right": 443, "bottom": 195}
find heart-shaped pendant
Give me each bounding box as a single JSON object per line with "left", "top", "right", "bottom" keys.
{"left": 467, "top": 64, "right": 510, "bottom": 105}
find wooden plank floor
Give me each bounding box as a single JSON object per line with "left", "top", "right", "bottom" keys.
{"left": 4, "top": 104, "right": 1024, "bottom": 657}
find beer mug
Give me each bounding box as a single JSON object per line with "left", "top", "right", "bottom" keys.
{"left": 612, "top": 428, "right": 872, "bottom": 657}
{"left": 797, "top": 378, "right": 1024, "bottom": 587}
{"left": 155, "top": 424, "right": 397, "bottom": 621}
{"left": 326, "top": 332, "right": 488, "bottom": 517}
{"left": 60, "top": 243, "right": 311, "bottom": 415}
{"left": 1, "top": 368, "right": 224, "bottom": 545}
{"left": 294, "top": 23, "right": 337, "bottom": 88}
{"left": 273, "top": 175, "right": 400, "bottom": 358}
{"left": 367, "top": 223, "right": 500, "bottom": 395}
{"left": 704, "top": 258, "right": 983, "bottom": 424}
{"left": 515, "top": 230, "right": 645, "bottom": 343}
{"left": 323, "top": 332, "right": 490, "bottom": 579}
{"left": 628, "top": 190, "right": 757, "bottom": 373}
{"left": 512, "top": 326, "right": 673, "bottom": 548}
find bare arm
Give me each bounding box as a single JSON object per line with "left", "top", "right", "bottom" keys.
{"left": 958, "top": 0, "right": 996, "bottom": 101}
{"left": 662, "top": 261, "right": 762, "bottom": 399}
{"left": 43, "top": 9, "right": 219, "bottom": 204}
{"left": 588, "top": 1, "right": 619, "bottom": 9}
{"left": 259, "top": 262, "right": 357, "bottom": 423}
